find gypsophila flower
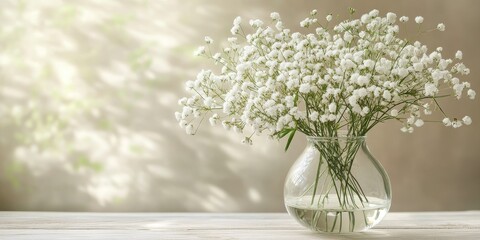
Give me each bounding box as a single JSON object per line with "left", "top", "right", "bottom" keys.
{"left": 175, "top": 112, "right": 181, "bottom": 121}
{"left": 193, "top": 46, "right": 205, "bottom": 56}
{"left": 452, "top": 119, "right": 463, "bottom": 128}
{"left": 328, "top": 102, "right": 337, "bottom": 113}
{"left": 437, "top": 23, "right": 445, "bottom": 31}
{"left": 326, "top": 14, "right": 333, "bottom": 22}
{"left": 455, "top": 50, "right": 463, "bottom": 60}
{"left": 424, "top": 83, "right": 438, "bottom": 96}
{"left": 415, "top": 16, "right": 424, "bottom": 24}
{"left": 401, "top": 126, "right": 414, "bottom": 133}
{"left": 185, "top": 124, "right": 194, "bottom": 135}
{"left": 270, "top": 12, "right": 280, "bottom": 20}
{"left": 413, "top": 62, "right": 424, "bottom": 72}
{"left": 414, "top": 119, "right": 424, "bottom": 127}
{"left": 463, "top": 116, "right": 472, "bottom": 125}
{"left": 300, "top": 18, "right": 311, "bottom": 28}
{"left": 249, "top": 19, "right": 264, "bottom": 28}
{"left": 178, "top": 9, "right": 475, "bottom": 143}
{"left": 467, "top": 89, "right": 476, "bottom": 99}
{"left": 386, "top": 12, "right": 397, "bottom": 24}
{"left": 423, "top": 103, "right": 432, "bottom": 115}
{"left": 204, "top": 36, "right": 213, "bottom": 44}
{"left": 443, "top": 118, "right": 452, "bottom": 126}
{"left": 299, "top": 83, "right": 311, "bottom": 93}
{"left": 275, "top": 20, "right": 284, "bottom": 30}
{"left": 390, "top": 109, "right": 399, "bottom": 117}
{"left": 407, "top": 116, "right": 415, "bottom": 125}
{"left": 209, "top": 114, "right": 219, "bottom": 126}
{"left": 231, "top": 16, "right": 242, "bottom": 34}
{"left": 233, "top": 16, "right": 242, "bottom": 25}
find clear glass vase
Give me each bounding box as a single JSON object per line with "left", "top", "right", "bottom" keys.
{"left": 284, "top": 134, "right": 391, "bottom": 233}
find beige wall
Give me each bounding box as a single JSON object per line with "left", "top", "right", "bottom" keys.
{"left": 0, "top": 0, "right": 478, "bottom": 212}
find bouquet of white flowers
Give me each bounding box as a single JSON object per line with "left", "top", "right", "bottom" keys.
{"left": 176, "top": 8, "right": 475, "bottom": 233}
{"left": 176, "top": 9, "right": 474, "bottom": 148}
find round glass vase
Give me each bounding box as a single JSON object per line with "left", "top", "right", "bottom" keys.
{"left": 284, "top": 134, "right": 391, "bottom": 233}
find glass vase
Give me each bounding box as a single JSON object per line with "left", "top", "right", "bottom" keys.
{"left": 284, "top": 134, "right": 391, "bottom": 233}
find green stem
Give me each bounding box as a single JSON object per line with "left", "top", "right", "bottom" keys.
{"left": 310, "top": 153, "right": 323, "bottom": 205}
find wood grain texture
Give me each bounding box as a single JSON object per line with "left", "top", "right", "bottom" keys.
{"left": 0, "top": 211, "right": 479, "bottom": 239}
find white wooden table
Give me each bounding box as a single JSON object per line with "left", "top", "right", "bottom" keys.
{"left": 0, "top": 211, "right": 479, "bottom": 239}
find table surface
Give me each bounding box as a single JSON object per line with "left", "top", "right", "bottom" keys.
{"left": 0, "top": 211, "right": 479, "bottom": 240}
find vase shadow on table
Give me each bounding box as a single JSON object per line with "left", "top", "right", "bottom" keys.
{"left": 299, "top": 230, "right": 391, "bottom": 239}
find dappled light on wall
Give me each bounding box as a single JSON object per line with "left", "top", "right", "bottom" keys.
{"left": 0, "top": 0, "right": 295, "bottom": 211}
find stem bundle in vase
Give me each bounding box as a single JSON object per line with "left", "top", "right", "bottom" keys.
{"left": 311, "top": 136, "right": 366, "bottom": 208}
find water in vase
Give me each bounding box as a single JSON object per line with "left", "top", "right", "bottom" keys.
{"left": 285, "top": 195, "right": 389, "bottom": 233}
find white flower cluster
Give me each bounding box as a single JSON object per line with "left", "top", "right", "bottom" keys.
{"left": 177, "top": 9, "right": 475, "bottom": 143}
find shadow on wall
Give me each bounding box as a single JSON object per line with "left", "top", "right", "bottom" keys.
{"left": 0, "top": 0, "right": 479, "bottom": 212}
{"left": 0, "top": 0, "right": 301, "bottom": 211}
